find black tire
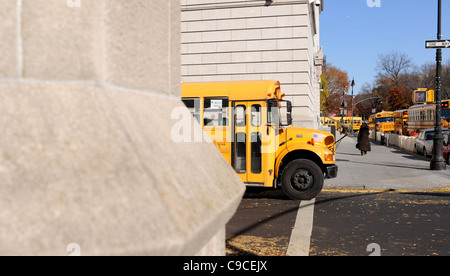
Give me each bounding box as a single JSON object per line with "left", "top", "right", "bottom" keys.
{"left": 423, "top": 147, "right": 427, "bottom": 157}
{"left": 281, "top": 159, "right": 324, "bottom": 200}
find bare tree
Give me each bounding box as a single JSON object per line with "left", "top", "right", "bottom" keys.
{"left": 443, "top": 60, "right": 450, "bottom": 99}
{"left": 416, "top": 60, "right": 450, "bottom": 99}
{"left": 376, "top": 51, "right": 413, "bottom": 85}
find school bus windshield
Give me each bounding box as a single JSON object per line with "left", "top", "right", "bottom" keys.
{"left": 377, "top": 117, "right": 394, "bottom": 123}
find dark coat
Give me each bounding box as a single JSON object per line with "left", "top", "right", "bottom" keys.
{"left": 357, "top": 123, "right": 371, "bottom": 152}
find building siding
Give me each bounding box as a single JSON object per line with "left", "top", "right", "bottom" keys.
{"left": 181, "top": 0, "right": 324, "bottom": 129}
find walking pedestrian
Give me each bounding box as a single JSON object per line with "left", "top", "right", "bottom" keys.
{"left": 356, "top": 122, "right": 371, "bottom": 156}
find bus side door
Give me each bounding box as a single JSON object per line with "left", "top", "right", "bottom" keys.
{"left": 233, "top": 101, "right": 275, "bottom": 185}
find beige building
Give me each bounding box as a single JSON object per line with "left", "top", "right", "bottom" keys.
{"left": 181, "top": 0, "right": 324, "bottom": 129}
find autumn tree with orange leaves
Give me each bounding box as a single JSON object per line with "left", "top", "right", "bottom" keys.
{"left": 324, "top": 51, "right": 450, "bottom": 119}
{"left": 387, "top": 83, "right": 412, "bottom": 110}
{"left": 321, "top": 64, "right": 351, "bottom": 116}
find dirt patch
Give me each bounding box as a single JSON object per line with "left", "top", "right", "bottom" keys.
{"left": 226, "top": 235, "right": 289, "bottom": 256}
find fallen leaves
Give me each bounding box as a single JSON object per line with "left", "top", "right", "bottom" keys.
{"left": 226, "top": 235, "right": 289, "bottom": 256}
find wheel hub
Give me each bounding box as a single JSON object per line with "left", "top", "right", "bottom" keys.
{"left": 291, "top": 169, "right": 313, "bottom": 191}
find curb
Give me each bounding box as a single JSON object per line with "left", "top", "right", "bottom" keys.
{"left": 322, "top": 187, "right": 450, "bottom": 194}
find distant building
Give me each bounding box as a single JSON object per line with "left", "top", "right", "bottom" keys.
{"left": 181, "top": 0, "right": 324, "bottom": 129}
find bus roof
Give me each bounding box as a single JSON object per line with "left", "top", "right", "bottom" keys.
{"left": 408, "top": 103, "right": 434, "bottom": 109}
{"left": 181, "top": 80, "right": 282, "bottom": 101}
{"left": 373, "top": 111, "right": 394, "bottom": 117}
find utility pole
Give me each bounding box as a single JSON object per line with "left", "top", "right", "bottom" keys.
{"left": 350, "top": 79, "right": 355, "bottom": 135}
{"left": 429, "top": 0, "right": 446, "bottom": 170}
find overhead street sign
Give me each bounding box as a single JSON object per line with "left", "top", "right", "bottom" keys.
{"left": 426, "top": 40, "right": 450, "bottom": 49}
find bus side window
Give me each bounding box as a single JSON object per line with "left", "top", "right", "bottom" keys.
{"left": 204, "top": 98, "right": 229, "bottom": 127}
{"left": 182, "top": 98, "right": 200, "bottom": 123}
{"left": 235, "top": 105, "right": 246, "bottom": 127}
{"left": 235, "top": 132, "right": 246, "bottom": 173}
{"left": 251, "top": 132, "right": 262, "bottom": 174}
{"left": 251, "top": 105, "right": 262, "bottom": 127}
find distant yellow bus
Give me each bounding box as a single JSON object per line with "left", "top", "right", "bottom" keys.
{"left": 369, "top": 114, "right": 376, "bottom": 132}
{"left": 320, "top": 117, "right": 337, "bottom": 128}
{"left": 321, "top": 116, "right": 362, "bottom": 133}
{"left": 408, "top": 99, "right": 450, "bottom": 135}
{"left": 341, "top": 117, "right": 363, "bottom": 132}
{"left": 408, "top": 104, "right": 435, "bottom": 132}
{"left": 373, "top": 111, "right": 395, "bottom": 133}
{"left": 394, "top": 109, "right": 408, "bottom": 135}
{"left": 182, "top": 80, "right": 338, "bottom": 200}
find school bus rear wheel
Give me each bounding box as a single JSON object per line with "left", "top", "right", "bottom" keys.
{"left": 281, "top": 159, "right": 324, "bottom": 200}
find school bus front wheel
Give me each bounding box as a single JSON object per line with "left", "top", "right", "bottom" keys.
{"left": 281, "top": 159, "right": 324, "bottom": 200}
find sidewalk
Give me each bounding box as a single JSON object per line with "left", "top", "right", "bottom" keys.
{"left": 325, "top": 133, "right": 450, "bottom": 191}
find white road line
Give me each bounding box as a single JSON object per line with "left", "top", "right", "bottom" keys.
{"left": 287, "top": 199, "right": 316, "bottom": 256}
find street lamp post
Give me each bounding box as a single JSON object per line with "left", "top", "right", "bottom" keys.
{"left": 430, "top": 0, "right": 446, "bottom": 170}
{"left": 350, "top": 79, "right": 355, "bottom": 135}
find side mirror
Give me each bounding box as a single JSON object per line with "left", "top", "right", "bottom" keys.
{"left": 279, "top": 100, "right": 293, "bottom": 126}
{"left": 287, "top": 101, "right": 292, "bottom": 113}
{"left": 287, "top": 113, "right": 293, "bottom": 126}
{"left": 286, "top": 101, "right": 293, "bottom": 126}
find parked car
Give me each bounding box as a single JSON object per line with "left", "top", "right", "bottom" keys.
{"left": 414, "top": 128, "right": 450, "bottom": 157}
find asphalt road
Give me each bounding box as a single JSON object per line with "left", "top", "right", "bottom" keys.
{"left": 226, "top": 188, "right": 297, "bottom": 256}
{"left": 226, "top": 133, "right": 450, "bottom": 256}
{"left": 226, "top": 189, "right": 450, "bottom": 256}
{"left": 310, "top": 191, "right": 450, "bottom": 256}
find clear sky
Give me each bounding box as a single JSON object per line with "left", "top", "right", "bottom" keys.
{"left": 320, "top": 0, "right": 450, "bottom": 94}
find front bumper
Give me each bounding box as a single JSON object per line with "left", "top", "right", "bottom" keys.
{"left": 325, "top": 164, "right": 338, "bottom": 179}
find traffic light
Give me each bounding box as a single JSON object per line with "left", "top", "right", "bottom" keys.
{"left": 376, "top": 98, "right": 383, "bottom": 112}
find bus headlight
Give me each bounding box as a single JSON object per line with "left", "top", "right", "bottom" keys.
{"left": 324, "top": 153, "right": 334, "bottom": 162}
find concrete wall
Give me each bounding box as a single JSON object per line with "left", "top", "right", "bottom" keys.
{"left": 369, "top": 132, "right": 417, "bottom": 153}
{"left": 0, "top": 0, "right": 245, "bottom": 256}
{"left": 181, "top": 0, "right": 324, "bottom": 129}
{"left": 385, "top": 134, "right": 417, "bottom": 153}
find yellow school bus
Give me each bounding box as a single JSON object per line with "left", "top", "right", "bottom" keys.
{"left": 341, "top": 117, "right": 363, "bottom": 132}
{"left": 369, "top": 111, "right": 395, "bottom": 144}
{"left": 182, "top": 80, "right": 338, "bottom": 200}
{"left": 408, "top": 100, "right": 450, "bottom": 134}
{"left": 374, "top": 111, "right": 395, "bottom": 133}
{"left": 394, "top": 109, "right": 408, "bottom": 135}
{"left": 321, "top": 117, "right": 338, "bottom": 128}
{"left": 322, "top": 116, "right": 362, "bottom": 133}
{"left": 368, "top": 114, "right": 376, "bottom": 132}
